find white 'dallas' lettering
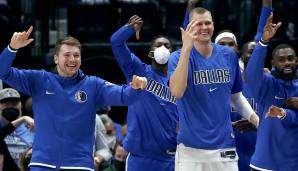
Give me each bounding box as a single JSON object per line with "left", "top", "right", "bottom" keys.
{"left": 193, "top": 69, "right": 230, "bottom": 85}
{"left": 145, "top": 79, "right": 176, "bottom": 104}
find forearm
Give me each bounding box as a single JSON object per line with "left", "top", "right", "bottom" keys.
{"left": 95, "top": 149, "right": 112, "bottom": 162}
{"left": 281, "top": 109, "right": 298, "bottom": 126}
{"left": 262, "top": 0, "right": 272, "bottom": 8}
{"left": 170, "top": 48, "right": 191, "bottom": 98}
{"left": 0, "top": 47, "right": 17, "bottom": 79}
{"left": 231, "top": 92, "right": 255, "bottom": 121}
{"left": 0, "top": 154, "right": 3, "bottom": 171}
{"left": 110, "top": 25, "right": 134, "bottom": 46}
{"left": 245, "top": 42, "right": 267, "bottom": 91}
{"left": 254, "top": 6, "right": 272, "bottom": 41}
{"left": 111, "top": 26, "right": 143, "bottom": 79}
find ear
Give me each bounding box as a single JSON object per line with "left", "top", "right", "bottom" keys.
{"left": 54, "top": 55, "right": 58, "bottom": 64}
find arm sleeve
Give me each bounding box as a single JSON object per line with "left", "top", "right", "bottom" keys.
{"left": 254, "top": 7, "right": 273, "bottom": 41}
{"left": 110, "top": 25, "right": 147, "bottom": 81}
{"left": 231, "top": 92, "right": 255, "bottom": 120}
{"left": 0, "top": 48, "right": 37, "bottom": 96}
{"left": 96, "top": 79, "right": 141, "bottom": 107}
{"left": 245, "top": 42, "right": 268, "bottom": 96}
{"left": 281, "top": 109, "right": 298, "bottom": 126}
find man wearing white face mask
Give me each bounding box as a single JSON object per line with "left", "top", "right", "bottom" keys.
{"left": 110, "top": 14, "right": 182, "bottom": 171}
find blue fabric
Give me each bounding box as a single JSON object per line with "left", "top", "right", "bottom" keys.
{"left": 110, "top": 26, "right": 178, "bottom": 162}
{"left": 126, "top": 153, "right": 174, "bottom": 171}
{"left": 0, "top": 47, "right": 140, "bottom": 170}
{"left": 245, "top": 43, "right": 298, "bottom": 171}
{"left": 168, "top": 44, "right": 242, "bottom": 149}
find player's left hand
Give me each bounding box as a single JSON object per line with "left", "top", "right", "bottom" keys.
{"left": 265, "top": 105, "right": 286, "bottom": 118}
{"left": 262, "top": 13, "right": 282, "bottom": 42}
{"left": 232, "top": 119, "right": 257, "bottom": 132}
{"left": 130, "top": 75, "right": 147, "bottom": 90}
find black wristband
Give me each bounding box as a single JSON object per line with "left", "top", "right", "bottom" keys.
{"left": 8, "top": 44, "right": 18, "bottom": 51}
{"left": 260, "top": 38, "right": 269, "bottom": 45}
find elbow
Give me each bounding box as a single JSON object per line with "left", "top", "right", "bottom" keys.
{"left": 110, "top": 34, "right": 117, "bottom": 45}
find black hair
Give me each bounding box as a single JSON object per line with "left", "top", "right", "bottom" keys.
{"left": 272, "top": 44, "right": 296, "bottom": 59}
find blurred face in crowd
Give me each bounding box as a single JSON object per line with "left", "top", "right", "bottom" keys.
{"left": 54, "top": 44, "right": 81, "bottom": 77}
{"left": 0, "top": 99, "right": 22, "bottom": 122}
{"left": 150, "top": 37, "right": 172, "bottom": 52}
{"left": 190, "top": 11, "right": 214, "bottom": 43}
{"left": 217, "top": 37, "right": 238, "bottom": 51}
{"left": 272, "top": 47, "right": 297, "bottom": 80}
{"left": 241, "top": 41, "right": 256, "bottom": 67}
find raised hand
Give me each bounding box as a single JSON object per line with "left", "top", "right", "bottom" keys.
{"left": 22, "top": 116, "right": 34, "bottom": 129}
{"left": 262, "top": 13, "right": 282, "bottom": 42}
{"left": 180, "top": 20, "right": 199, "bottom": 51}
{"left": 127, "top": 15, "right": 143, "bottom": 40}
{"left": 9, "top": 26, "right": 34, "bottom": 50}
{"left": 188, "top": 0, "right": 201, "bottom": 11}
{"left": 130, "top": 75, "right": 147, "bottom": 90}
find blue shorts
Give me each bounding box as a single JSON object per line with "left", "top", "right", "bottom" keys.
{"left": 30, "top": 167, "right": 90, "bottom": 171}
{"left": 126, "top": 153, "right": 174, "bottom": 171}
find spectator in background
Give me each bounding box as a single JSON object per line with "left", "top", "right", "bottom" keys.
{"left": 0, "top": 26, "right": 148, "bottom": 171}
{"left": 103, "top": 144, "right": 128, "bottom": 171}
{"left": 18, "top": 147, "right": 32, "bottom": 171}
{"left": 99, "top": 114, "right": 117, "bottom": 151}
{"left": 0, "top": 88, "right": 34, "bottom": 164}
{"left": 94, "top": 114, "right": 112, "bottom": 171}
{"left": 0, "top": 114, "right": 34, "bottom": 171}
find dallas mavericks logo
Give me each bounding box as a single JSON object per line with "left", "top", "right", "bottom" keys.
{"left": 193, "top": 69, "right": 230, "bottom": 84}
{"left": 75, "top": 90, "right": 87, "bottom": 103}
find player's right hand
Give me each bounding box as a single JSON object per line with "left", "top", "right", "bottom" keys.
{"left": 127, "top": 15, "right": 143, "bottom": 40}
{"left": 10, "top": 26, "right": 34, "bottom": 50}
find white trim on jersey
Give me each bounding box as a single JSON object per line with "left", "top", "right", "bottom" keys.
{"left": 250, "top": 164, "right": 273, "bottom": 171}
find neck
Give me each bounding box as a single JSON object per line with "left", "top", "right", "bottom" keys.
{"left": 194, "top": 41, "right": 212, "bottom": 58}
{"left": 152, "top": 61, "right": 167, "bottom": 75}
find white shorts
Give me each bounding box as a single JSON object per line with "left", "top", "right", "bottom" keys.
{"left": 175, "top": 143, "right": 239, "bottom": 171}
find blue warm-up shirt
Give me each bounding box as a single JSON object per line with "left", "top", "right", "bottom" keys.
{"left": 168, "top": 44, "right": 242, "bottom": 149}
{"left": 246, "top": 43, "right": 298, "bottom": 171}
{"left": 110, "top": 26, "right": 178, "bottom": 161}
{"left": 0, "top": 47, "right": 140, "bottom": 171}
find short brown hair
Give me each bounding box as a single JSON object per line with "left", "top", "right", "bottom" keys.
{"left": 189, "top": 7, "right": 212, "bottom": 21}
{"left": 54, "top": 36, "right": 81, "bottom": 55}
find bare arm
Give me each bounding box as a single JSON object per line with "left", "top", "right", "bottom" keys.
{"left": 262, "top": 0, "right": 272, "bottom": 8}
{"left": 11, "top": 116, "right": 34, "bottom": 129}
{"left": 170, "top": 20, "right": 198, "bottom": 98}
{"left": 0, "top": 154, "right": 3, "bottom": 171}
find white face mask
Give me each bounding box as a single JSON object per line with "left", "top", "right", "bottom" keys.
{"left": 149, "top": 46, "right": 171, "bottom": 65}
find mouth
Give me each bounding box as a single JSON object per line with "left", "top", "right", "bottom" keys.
{"left": 283, "top": 67, "right": 293, "bottom": 74}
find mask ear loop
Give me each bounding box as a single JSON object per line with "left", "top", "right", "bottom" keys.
{"left": 148, "top": 51, "right": 154, "bottom": 59}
